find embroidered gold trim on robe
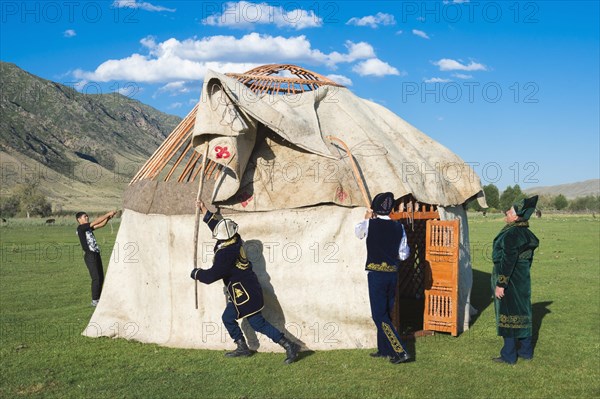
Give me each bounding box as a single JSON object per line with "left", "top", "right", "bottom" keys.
{"left": 498, "top": 314, "right": 531, "bottom": 329}
{"left": 366, "top": 262, "right": 397, "bottom": 272}
{"left": 218, "top": 237, "right": 237, "bottom": 250}
{"left": 235, "top": 246, "right": 250, "bottom": 270}
{"left": 230, "top": 282, "right": 250, "bottom": 306}
{"left": 497, "top": 275, "right": 510, "bottom": 284}
{"left": 382, "top": 322, "right": 405, "bottom": 353}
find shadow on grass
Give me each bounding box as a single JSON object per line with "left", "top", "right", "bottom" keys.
{"left": 470, "top": 269, "right": 493, "bottom": 325}
{"left": 296, "top": 350, "right": 316, "bottom": 362}
{"left": 532, "top": 301, "right": 552, "bottom": 351}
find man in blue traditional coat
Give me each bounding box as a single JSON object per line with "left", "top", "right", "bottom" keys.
{"left": 491, "top": 195, "right": 540, "bottom": 364}
{"left": 355, "top": 192, "right": 411, "bottom": 364}
{"left": 190, "top": 202, "right": 300, "bottom": 364}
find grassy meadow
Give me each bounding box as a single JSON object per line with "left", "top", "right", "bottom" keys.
{"left": 1, "top": 214, "right": 599, "bottom": 398}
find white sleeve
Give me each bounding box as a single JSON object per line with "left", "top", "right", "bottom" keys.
{"left": 398, "top": 224, "right": 410, "bottom": 261}
{"left": 354, "top": 219, "right": 369, "bottom": 239}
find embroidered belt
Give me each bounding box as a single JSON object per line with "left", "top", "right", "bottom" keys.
{"left": 366, "top": 262, "right": 397, "bottom": 272}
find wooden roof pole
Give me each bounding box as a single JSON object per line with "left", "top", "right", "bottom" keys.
{"left": 163, "top": 139, "right": 192, "bottom": 182}
{"left": 193, "top": 144, "right": 209, "bottom": 309}
{"left": 130, "top": 104, "right": 197, "bottom": 184}
{"left": 134, "top": 116, "right": 193, "bottom": 183}
{"left": 146, "top": 116, "right": 196, "bottom": 180}
{"left": 177, "top": 151, "right": 201, "bottom": 183}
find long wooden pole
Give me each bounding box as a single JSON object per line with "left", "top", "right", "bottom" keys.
{"left": 326, "top": 135, "right": 371, "bottom": 207}
{"left": 193, "top": 144, "right": 210, "bottom": 309}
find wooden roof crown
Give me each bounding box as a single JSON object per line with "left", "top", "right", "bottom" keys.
{"left": 130, "top": 64, "right": 342, "bottom": 185}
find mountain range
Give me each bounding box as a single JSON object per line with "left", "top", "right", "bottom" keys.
{"left": 1, "top": 62, "right": 596, "bottom": 213}
{"left": 524, "top": 179, "right": 600, "bottom": 199}
{"left": 0, "top": 62, "right": 182, "bottom": 212}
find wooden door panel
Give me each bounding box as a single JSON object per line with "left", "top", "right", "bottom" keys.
{"left": 423, "top": 220, "right": 459, "bottom": 336}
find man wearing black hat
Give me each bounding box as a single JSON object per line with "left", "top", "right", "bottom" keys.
{"left": 190, "top": 202, "right": 300, "bottom": 364}
{"left": 355, "top": 192, "right": 411, "bottom": 364}
{"left": 491, "top": 195, "right": 540, "bottom": 364}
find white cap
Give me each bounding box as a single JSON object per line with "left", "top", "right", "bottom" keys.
{"left": 212, "top": 219, "right": 238, "bottom": 240}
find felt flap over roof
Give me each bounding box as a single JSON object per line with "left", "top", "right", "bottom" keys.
{"left": 192, "top": 69, "right": 486, "bottom": 211}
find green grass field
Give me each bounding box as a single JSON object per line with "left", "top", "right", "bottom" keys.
{"left": 1, "top": 214, "right": 599, "bottom": 398}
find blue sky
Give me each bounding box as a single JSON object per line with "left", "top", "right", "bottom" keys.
{"left": 1, "top": 0, "right": 599, "bottom": 191}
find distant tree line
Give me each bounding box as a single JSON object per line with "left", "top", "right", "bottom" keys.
{"left": 0, "top": 180, "right": 52, "bottom": 218}
{"left": 469, "top": 184, "right": 600, "bottom": 213}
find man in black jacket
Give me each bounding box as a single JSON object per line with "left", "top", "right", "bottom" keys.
{"left": 190, "top": 201, "right": 299, "bottom": 364}
{"left": 355, "top": 192, "right": 411, "bottom": 364}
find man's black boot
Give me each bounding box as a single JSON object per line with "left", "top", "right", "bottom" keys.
{"left": 278, "top": 336, "right": 300, "bottom": 364}
{"left": 225, "top": 339, "right": 252, "bottom": 357}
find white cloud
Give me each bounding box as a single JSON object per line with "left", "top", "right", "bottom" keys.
{"left": 72, "top": 80, "right": 88, "bottom": 91}
{"left": 168, "top": 102, "right": 183, "bottom": 109}
{"left": 452, "top": 73, "right": 473, "bottom": 79}
{"left": 202, "top": 1, "right": 321, "bottom": 30}
{"left": 433, "top": 58, "right": 487, "bottom": 71}
{"left": 158, "top": 81, "right": 192, "bottom": 94}
{"left": 116, "top": 86, "right": 138, "bottom": 95}
{"left": 326, "top": 74, "right": 353, "bottom": 86}
{"left": 74, "top": 55, "right": 258, "bottom": 83}
{"left": 74, "top": 34, "right": 378, "bottom": 82}
{"left": 346, "top": 12, "right": 396, "bottom": 28}
{"left": 145, "top": 33, "right": 331, "bottom": 63}
{"left": 352, "top": 59, "right": 401, "bottom": 77}
{"left": 412, "top": 29, "right": 430, "bottom": 39}
{"left": 64, "top": 29, "right": 76, "bottom": 38}
{"left": 112, "top": 0, "right": 175, "bottom": 12}
{"left": 140, "top": 36, "right": 157, "bottom": 49}
{"left": 443, "top": 0, "right": 470, "bottom": 4}
{"left": 154, "top": 81, "right": 196, "bottom": 98}
{"left": 424, "top": 77, "right": 451, "bottom": 83}
{"left": 395, "top": 30, "right": 403, "bottom": 35}
{"left": 327, "top": 41, "right": 376, "bottom": 65}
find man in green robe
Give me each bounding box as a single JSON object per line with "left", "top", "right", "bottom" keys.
{"left": 491, "top": 195, "right": 539, "bottom": 364}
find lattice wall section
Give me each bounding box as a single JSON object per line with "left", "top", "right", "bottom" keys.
{"left": 397, "top": 219, "right": 428, "bottom": 299}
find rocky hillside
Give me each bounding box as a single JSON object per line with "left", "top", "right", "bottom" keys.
{"left": 524, "top": 179, "right": 600, "bottom": 199}
{"left": 0, "top": 61, "right": 182, "bottom": 211}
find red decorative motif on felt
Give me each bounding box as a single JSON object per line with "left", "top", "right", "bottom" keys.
{"left": 215, "top": 146, "right": 231, "bottom": 159}
{"left": 336, "top": 187, "right": 348, "bottom": 202}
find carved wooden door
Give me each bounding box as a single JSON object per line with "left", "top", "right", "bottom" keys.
{"left": 423, "top": 219, "right": 460, "bottom": 336}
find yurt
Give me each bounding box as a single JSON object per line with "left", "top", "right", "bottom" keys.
{"left": 83, "top": 64, "right": 486, "bottom": 352}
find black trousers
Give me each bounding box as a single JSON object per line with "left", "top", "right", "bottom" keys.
{"left": 84, "top": 252, "right": 104, "bottom": 300}
{"left": 368, "top": 271, "right": 408, "bottom": 357}
{"left": 222, "top": 301, "right": 284, "bottom": 343}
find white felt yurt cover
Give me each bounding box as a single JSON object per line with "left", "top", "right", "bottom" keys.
{"left": 83, "top": 69, "right": 485, "bottom": 352}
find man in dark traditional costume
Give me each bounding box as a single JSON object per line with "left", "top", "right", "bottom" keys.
{"left": 491, "top": 195, "right": 539, "bottom": 364}
{"left": 355, "top": 192, "right": 411, "bottom": 364}
{"left": 190, "top": 202, "right": 300, "bottom": 364}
